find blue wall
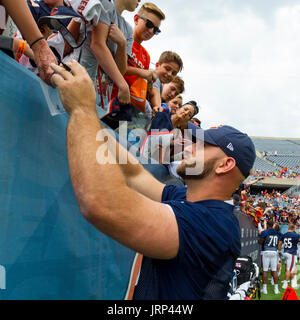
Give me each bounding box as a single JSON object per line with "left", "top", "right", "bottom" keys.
{"left": 0, "top": 51, "right": 136, "bottom": 299}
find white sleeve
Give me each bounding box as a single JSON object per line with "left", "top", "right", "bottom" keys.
{"left": 67, "top": 0, "right": 114, "bottom": 26}
{"left": 0, "top": 5, "right": 6, "bottom": 30}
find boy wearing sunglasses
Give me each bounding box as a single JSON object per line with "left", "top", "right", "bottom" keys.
{"left": 124, "top": 2, "right": 165, "bottom": 116}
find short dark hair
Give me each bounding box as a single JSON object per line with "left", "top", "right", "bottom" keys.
{"left": 267, "top": 220, "right": 274, "bottom": 228}
{"left": 274, "top": 224, "right": 281, "bottom": 232}
{"left": 288, "top": 223, "right": 295, "bottom": 231}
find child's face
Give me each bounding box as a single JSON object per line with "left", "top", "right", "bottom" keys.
{"left": 124, "top": 0, "right": 141, "bottom": 12}
{"left": 134, "top": 12, "right": 161, "bottom": 42}
{"left": 161, "top": 82, "right": 180, "bottom": 102}
{"left": 176, "top": 104, "right": 195, "bottom": 122}
{"left": 155, "top": 62, "right": 180, "bottom": 84}
{"left": 168, "top": 97, "right": 182, "bottom": 115}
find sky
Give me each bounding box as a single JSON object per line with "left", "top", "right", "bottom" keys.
{"left": 123, "top": 0, "right": 300, "bottom": 138}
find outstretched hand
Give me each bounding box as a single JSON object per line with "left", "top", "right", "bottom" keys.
{"left": 51, "top": 60, "right": 97, "bottom": 115}
{"left": 32, "top": 39, "right": 58, "bottom": 87}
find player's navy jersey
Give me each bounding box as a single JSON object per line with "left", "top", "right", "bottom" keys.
{"left": 281, "top": 232, "right": 300, "bottom": 255}
{"left": 259, "top": 229, "right": 280, "bottom": 251}
{"left": 133, "top": 185, "right": 241, "bottom": 300}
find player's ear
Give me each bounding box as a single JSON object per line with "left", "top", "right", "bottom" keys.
{"left": 215, "top": 157, "right": 236, "bottom": 175}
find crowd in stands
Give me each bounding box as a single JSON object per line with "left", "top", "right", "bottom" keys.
{"left": 251, "top": 169, "right": 300, "bottom": 179}
{"left": 233, "top": 180, "right": 300, "bottom": 230}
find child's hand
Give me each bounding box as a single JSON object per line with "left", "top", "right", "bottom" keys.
{"left": 152, "top": 105, "right": 163, "bottom": 117}
{"left": 108, "top": 24, "right": 126, "bottom": 47}
{"left": 142, "top": 69, "right": 157, "bottom": 84}
{"left": 32, "top": 38, "right": 58, "bottom": 87}
{"left": 118, "top": 83, "right": 131, "bottom": 105}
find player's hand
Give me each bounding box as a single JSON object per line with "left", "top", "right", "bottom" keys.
{"left": 50, "top": 60, "right": 96, "bottom": 114}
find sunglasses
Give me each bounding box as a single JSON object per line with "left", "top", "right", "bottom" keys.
{"left": 138, "top": 15, "right": 161, "bottom": 35}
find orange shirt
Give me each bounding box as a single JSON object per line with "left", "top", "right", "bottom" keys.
{"left": 125, "top": 40, "right": 151, "bottom": 87}
{"left": 110, "top": 40, "right": 151, "bottom": 101}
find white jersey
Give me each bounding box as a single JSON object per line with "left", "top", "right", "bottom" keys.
{"left": 65, "top": 0, "right": 105, "bottom": 25}
{"left": 0, "top": 5, "right": 6, "bottom": 32}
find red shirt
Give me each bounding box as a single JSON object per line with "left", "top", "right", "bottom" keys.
{"left": 110, "top": 40, "right": 151, "bottom": 101}
{"left": 124, "top": 40, "right": 151, "bottom": 87}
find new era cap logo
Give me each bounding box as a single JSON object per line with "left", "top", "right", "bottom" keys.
{"left": 227, "top": 142, "right": 234, "bottom": 151}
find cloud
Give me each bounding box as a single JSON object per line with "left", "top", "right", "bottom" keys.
{"left": 123, "top": 1, "right": 300, "bottom": 138}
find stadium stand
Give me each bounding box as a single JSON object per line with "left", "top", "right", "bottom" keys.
{"left": 265, "top": 155, "right": 300, "bottom": 172}
{"left": 252, "top": 156, "right": 279, "bottom": 172}
{"left": 250, "top": 137, "right": 300, "bottom": 180}
{"left": 251, "top": 137, "right": 300, "bottom": 155}
{"left": 284, "top": 184, "right": 300, "bottom": 197}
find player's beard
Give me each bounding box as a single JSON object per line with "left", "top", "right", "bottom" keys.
{"left": 176, "top": 157, "right": 218, "bottom": 181}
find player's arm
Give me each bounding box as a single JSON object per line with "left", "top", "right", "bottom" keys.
{"left": 90, "top": 22, "right": 130, "bottom": 104}
{"left": 99, "top": 127, "right": 165, "bottom": 202}
{"left": 51, "top": 61, "right": 178, "bottom": 259}
{"left": 80, "top": 121, "right": 172, "bottom": 257}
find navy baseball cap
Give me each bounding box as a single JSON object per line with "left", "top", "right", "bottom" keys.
{"left": 101, "top": 97, "right": 132, "bottom": 130}
{"left": 187, "top": 123, "right": 256, "bottom": 178}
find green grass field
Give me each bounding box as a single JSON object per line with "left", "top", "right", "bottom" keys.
{"left": 254, "top": 262, "right": 300, "bottom": 300}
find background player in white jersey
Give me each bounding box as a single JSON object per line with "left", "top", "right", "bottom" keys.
{"left": 258, "top": 220, "right": 281, "bottom": 294}
{"left": 278, "top": 223, "right": 300, "bottom": 289}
